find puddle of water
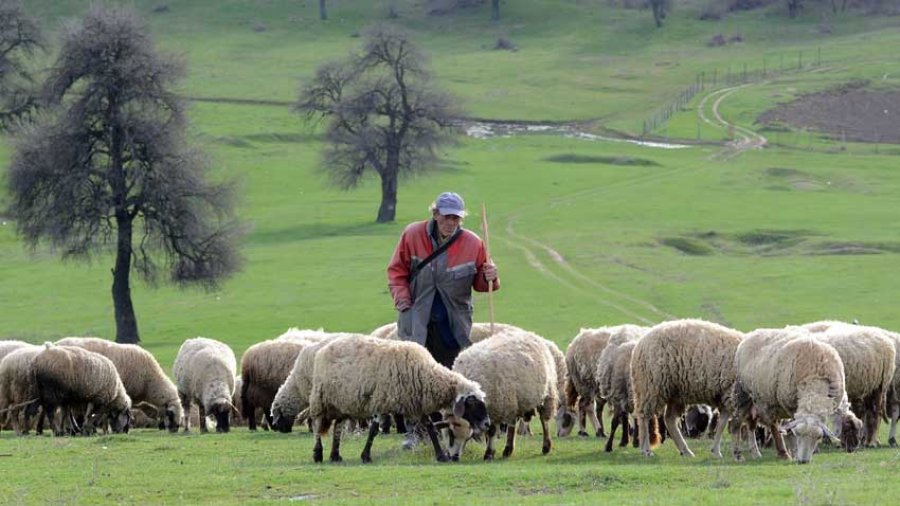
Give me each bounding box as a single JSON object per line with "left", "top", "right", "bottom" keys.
{"left": 289, "top": 495, "right": 317, "bottom": 501}
{"left": 462, "top": 121, "right": 688, "bottom": 149}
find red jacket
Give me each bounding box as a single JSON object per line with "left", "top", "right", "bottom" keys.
{"left": 387, "top": 219, "right": 499, "bottom": 346}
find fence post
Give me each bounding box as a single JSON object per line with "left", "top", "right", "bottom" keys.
{"left": 817, "top": 47, "right": 821, "bottom": 66}
{"left": 798, "top": 51, "right": 803, "bottom": 70}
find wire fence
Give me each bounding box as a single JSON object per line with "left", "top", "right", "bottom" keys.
{"left": 641, "top": 47, "right": 823, "bottom": 137}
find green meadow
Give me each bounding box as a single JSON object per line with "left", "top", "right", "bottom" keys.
{"left": 1, "top": 0, "right": 900, "bottom": 503}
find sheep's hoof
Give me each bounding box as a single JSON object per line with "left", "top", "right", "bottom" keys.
{"left": 596, "top": 430, "right": 606, "bottom": 438}
{"left": 604, "top": 443, "right": 614, "bottom": 453}
{"left": 776, "top": 451, "right": 792, "bottom": 461}
{"left": 889, "top": 437, "right": 897, "bottom": 448}
{"left": 680, "top": 449, "right": 696, "bottom": 457}
{"left": 502, "top": 447, "right": 513, "bottom": 459}
{"left": 361, "top": 453, "right": 372, "bottom": 464}
{"left": 642, "top": 450, "right": 655, "bottom": 457}
{"left": 329, "top": 454, "right": 343, "bottom": 463}
{"left": 450, "top": 454, "right": 459, "bottom": 462}
{"left": 436, "top": 452, "right": 450, "bottom": 463}
{"left": 542, "top": 442, "right": 552, "bottom": 455}
{"left": 733, "top": 452, "right": 744, "bottom": 462}
{"left": 313, "top": 450, "right": 323, "bottom": 463}
{"left": 483, "top": 450, "right": 495, "bottom": 461}
{"left": 710, "top": 450, "right": 723, "bottom": 459}
{"left": 577, "top": 431, "right": 589, "bottom": 438}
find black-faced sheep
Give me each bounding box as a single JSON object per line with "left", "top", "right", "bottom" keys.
{"left": 449, "top": 328, "right": 558, "bottom": 460}
{"left": 631, "top": 318, "right": 744, "bottom": 458}
{"left": 33, "top": 343, "right": 132, "bottom": 435}
{"left": 240, "top": 331, "right": 326, "bottom": 431}
{"left": 731, "top": 327, "right": 863, "bottom": 463}
{"left": 56, "top": 337, "right": 183, "bottom": 432}
{"left": 173, "top": 337, "right": 237, "bottom": 433}
{"left": 801, "top": 321, "right": 895, "bottom": 448}
{"left": 307, "top": 334, "right": 489, "bottom": 463}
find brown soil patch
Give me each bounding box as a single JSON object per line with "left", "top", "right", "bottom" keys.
{"left": 756, "top": 80, "right": 900, "bottom": 144}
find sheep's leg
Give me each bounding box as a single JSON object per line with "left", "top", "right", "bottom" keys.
{"left": 501, "top": 423, "right": 516, "bottom": 458}
{"left": 313, "top": 418, "right": 331, "bottom": 463}
{"left": 82, "top": 402, "right": 95, "bottom": 436}
{"left": 394, "top": 413, "right": 407, "bottom": 434}
{"left": 199, "top": 403, "right": 208, "bottom": 433}
{"left": 483, "top": 424, "right": 497, "bottom": 460}
{"left": 770, "top": 422, "right": 792, "bottom": 460}
{"left": 888, "top": 403, "right": 899, "bottom": 447}
{"left": 639, "top": 415, "right": 653, "bottom": 456}
{"left": 605, "top": 410, "right": 620, "bottom": 452}
{"left": 539, "top": 415, "right": 552, "bottom": 455}
{"left": 709, "top": 411, "right": 729, "bottom": 459}
{"left": 35, "top": 407, "right": 46, "bottom": 435}
{"left": 664, "top": 404, "right": 694, "bottom": 457}
{"left": 361, "top": 417, "right": 380, "bottom": 464}
{"left": 516, "top": 419, "right": 531, "bottom": 436}
{"left": 329, "top": 418, "right": 343, "bottom": 462}
{"left": 621, "top": 412, "right": 631, "bottom": 447}
{"left": 421, "top": 415, "right": 449, "bottom": 462}
{"left": 747, "top": 421, "right": 762, "bottom": 459}
{"left": 729, "top": 413, "right": 746, "bottom": 461}
{"left": 592, "top": 397, "right": 606, "bottom": 438}
{"left": 576, "top": 397, "right": 590, "bottom": 437}
{"left": 865, "top": 396, "right": 880, "bottom": 447}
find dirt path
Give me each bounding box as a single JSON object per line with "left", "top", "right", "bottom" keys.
{"left": 697, "top": 84, "right": 768, "bottom": 158}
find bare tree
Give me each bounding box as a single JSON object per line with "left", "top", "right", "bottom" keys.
{"left": 320, "top": 0, "right": 328, "bottom": 20}
{"left": 6, "top": 5, "right": 243, "bottom": 343}
{"left": 492, "top": 0, "right": 500, "bottom": 21}
{"left": 296, "top": 25, "right": 460, "bottom": 223}
{"left": 787, "top": 0, "right": 802, "bottom": 17}
{"left": 649, "top": 0, "right": 669, "bottom": 27}
{"left": 0, "top": 0, "right": 43, "bottom": 128}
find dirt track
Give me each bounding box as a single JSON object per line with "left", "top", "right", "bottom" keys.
{"left": 757, "top": 81, "right": 900, "bottom": 144}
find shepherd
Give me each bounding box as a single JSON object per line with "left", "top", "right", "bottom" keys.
{"left": 387, "top": 191, "right": 500, "bottom": 449}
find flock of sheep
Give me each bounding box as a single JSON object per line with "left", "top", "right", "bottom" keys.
{"left": 0, "top": 318, "right": 896, "bottom": 465}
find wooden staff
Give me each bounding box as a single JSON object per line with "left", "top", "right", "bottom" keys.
{"left": 481, "top": 203, "right": 495, "bottom": 335}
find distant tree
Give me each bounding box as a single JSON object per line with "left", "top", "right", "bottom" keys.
{"left": 0, "top": 0, "right": 44, "bottom": 129}
{"left": 6, "top": 5, "right": 243, "bottom": 343}
{"left": 492, "top": 0, "right": 500, "bottom": 21}
{"left": 296, "top": 24, "right": 460, "bottom": 223}
{"left": 787, "top": 0, "right": 802, "bottom": 17}
{"left": 649, "top": 0, "right": 669, "bottom": 27}
{"left": 320, "top": 0, "right": 327, "bottom": 20}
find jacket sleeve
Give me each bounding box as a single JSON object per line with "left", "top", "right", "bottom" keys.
{"left": 387, "top": 227, "right": 414, "bottom": 310}
{"left": 472, "top": 237, "right": 500, "bottom": 293}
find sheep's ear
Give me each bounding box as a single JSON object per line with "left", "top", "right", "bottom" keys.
{"left": 453, "top": 397, "right": 466, "bottom": 418}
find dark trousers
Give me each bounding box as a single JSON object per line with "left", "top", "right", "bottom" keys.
{"left": 425, "top": 320, "right": 460, "bottom": 369}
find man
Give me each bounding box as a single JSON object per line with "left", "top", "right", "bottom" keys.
{"left": 386, "top": 191, "right": 499, "bottom": 448}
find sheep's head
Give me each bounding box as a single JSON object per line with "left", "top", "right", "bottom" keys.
{"left": 781, "top": 415, "right": 833, "bottom": 464}
{"left": 209, "top": 400, "right": 233, "bottom": 433}
{"left": 684, "top": 405, "right": 713, "bottom": 438}
{"left": 435, "top": 414, "right": 474, "bottom": 461}
{"left": 164, "top": 402, "right": 182, "bottom": 433}
{"left": 453, "top": 393, "right": 490, "bottom": 435}
{"left": 839, "top": 411, "right": 863, "bottom": 453}
{"left": 109, "top": 408, "right": 133, "bottom": 434}
{"left": 555, "top": 408, "right": 575, "bottom": 437}
{"left": 270, "top": 403, "right": 295, "bottom": 433}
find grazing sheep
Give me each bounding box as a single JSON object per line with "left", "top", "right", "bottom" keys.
{"left": 631, "top": 319, "right": 744, "bottom": 458}
{"left": 56, "top": 337, "right": 183, "bottom": 432}
{"left": 800, "top": 321, "right": 895, "bottom": 447}
{"left": 878, "top": 329, "right": 900, "bottom": 447}
{"left": 271, "top": 334, "right": 360, "bottom": 433}
{"left": 173, "top": 337, "right": 237, "bottom": 433}
{"left": 307, "top": 334, "right": 489, "bottom": 463}
{"left": 240, "top": 332, "right": 326, "bottom": 431}
{"left": 0, "top": 340, "right": 32, "bottom": 362}
{"left": 369, "top": 321, "right": 518, "bottom": 343}
{"left": 594, "top": 325, "right": 651, "bottom": 452}
{"left": 731, "top": 327, "right": 863, "bottom": 463}
{"left": 0, "top": 344, "right": 42, "bottom": 434}
{"left": 563, "top": 327, "right": 612, "bottom": 438}
{"left": 33, "top": 343, "right": 132, "bottom": 435}
{"left": 449, "top": 328, "right": 558, "bottom": 460}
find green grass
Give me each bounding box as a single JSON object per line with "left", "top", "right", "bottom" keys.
{"left": 3, "top": 0, "right": 900, "bottom": 502}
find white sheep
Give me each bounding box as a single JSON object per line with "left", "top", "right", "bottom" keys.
{"left": 731, "top": 327, "right": 863, "bottom": 463}
{"left": 56, "top": 337, "right": 183, "bottom": 432}
{"left": 369, "top": 321, "right": 517, "bottom": 343}
{"left": 0, "top": 344, "right": 42, "bottom": 434}
{"left": 449, "top": 328, "right": 558, "bottom": 460}
{"left": 631, "top": 318, "right": 744, "bottom": 458}
{"left": 0, "top": 340, "right": 33, "bottom": 362}
{"left": 800, "top": 321, "right": 895, "bottom": 447}
{"left": 594, "top": 324, "right": 649, "bottom": 452}
{"left": 173, "top": 337, "right": 237, "bottom": 433}
{"left": 307, "top": 334, "right": 489, "bottom": 463}
{"left": 33, "top": 343, "right": 132, "bottom": 435}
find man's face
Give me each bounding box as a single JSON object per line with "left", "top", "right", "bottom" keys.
{"left": 433, "top": 211, "right": 462, "bottom": 238}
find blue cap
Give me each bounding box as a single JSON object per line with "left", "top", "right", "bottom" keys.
{"left": 435, "top": 192, "right": 466, "bottom": 217}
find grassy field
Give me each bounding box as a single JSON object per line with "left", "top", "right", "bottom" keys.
{"left": 2, "top": 0, "right": 900, "bottom": 503}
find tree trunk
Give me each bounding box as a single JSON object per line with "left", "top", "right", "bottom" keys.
{"left": 319, "top": 0, "right": 327, "bottom": 20}
{"left": 376, "top": 168, "right": 398, "bottom": 223}
{"left": 491, "top": 0, "right": 500, "bottom": 21}
{"left": 112, "top": 215, "right": 139, "bottom": 343}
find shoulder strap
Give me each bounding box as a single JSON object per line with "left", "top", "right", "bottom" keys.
{"left": 409, "top": 228, "right": 462, "bottom": 282}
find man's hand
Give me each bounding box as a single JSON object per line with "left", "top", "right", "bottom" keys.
{"left": 397, "top": 300, "right": 412, "bottom": 312}
{"left": 483, "top": 262, "right": 498, "bottom": 282}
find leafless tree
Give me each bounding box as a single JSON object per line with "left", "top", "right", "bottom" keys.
{"left": 0, "top": 0, "right": 43, "bottom": 129}
{"left": 649, "top": 0, "right": 669, "bottom": 27}
{"left": 492, "top": 0, "right": 500, "bottom": 21}
{"left": 787, "top": 0, "right": 802, "bottom": 17}
{"left": 296, "top": 24, "right": 460, "bottom": 223}
{"left": 5, "top": 5, "right": 243, "bottom": 343}
{"left": 320, "top": 0, "right": 328, "bottom": 20}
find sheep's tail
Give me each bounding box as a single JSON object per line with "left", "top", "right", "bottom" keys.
{"left": 649, "top": 416, "right": 661, "bottom": 448}
{"left": 240, "top": 373, "right": 252, "bottom": 421}
{"left": 564, "top": 378, "right": 578, "bottom": 409}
